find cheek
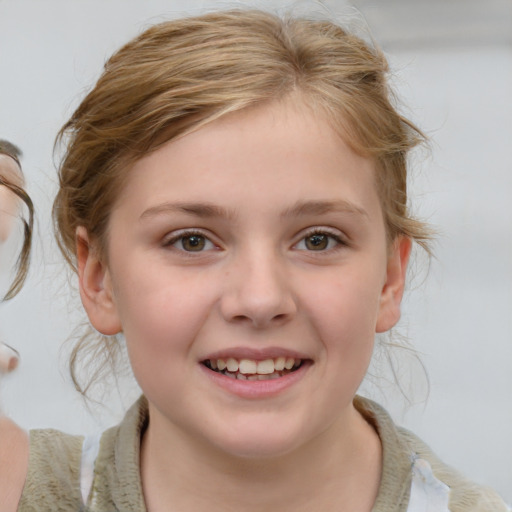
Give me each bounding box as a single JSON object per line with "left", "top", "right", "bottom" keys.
{"left": 306, "top": 270, "right": 384, "bottom": 338}
{"left": 301, "top": 267, "right": 384, "bottom": 383}
{"left": 117, "top": 290, "right": 201, "bottom": 403}
{"left": 111, "top": 269, "right": 218, "bottom": 373}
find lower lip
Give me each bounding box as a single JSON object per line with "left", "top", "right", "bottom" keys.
{"left": 199, "top": 361, "right": 311, "bottom": 399}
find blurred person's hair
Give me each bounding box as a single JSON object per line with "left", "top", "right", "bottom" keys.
{"left": 0, "top": 140, "right": 34, "bottom": 300}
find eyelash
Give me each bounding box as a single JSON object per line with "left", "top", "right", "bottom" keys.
{"left": 162, "top": 230, "right": 217, "bottom": 253}
{"left": 162, "top": 228, "right": 347, "bottom": 254}
{"left": 294, "top": 228, "right": 347, "bottom": 253}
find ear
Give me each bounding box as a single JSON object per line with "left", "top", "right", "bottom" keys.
{"left": 375, "top": 236, "right": 412, "bottom": 333}
{"left": 76, "top": 226, "right": 122, "bottom": 335}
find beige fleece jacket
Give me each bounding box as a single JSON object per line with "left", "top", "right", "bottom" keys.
{"left": 18, "top": 396, "right": 509, "bottom": 511}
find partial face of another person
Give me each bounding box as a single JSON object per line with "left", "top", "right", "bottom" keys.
{"left": 80, "top": 97, "right": 409, "bottom": 459}
{"left": 0, "top": 154, "right": 23, "bottom": 371}
{"left": 0, "top": 154, "right": 24, "bottom": 243}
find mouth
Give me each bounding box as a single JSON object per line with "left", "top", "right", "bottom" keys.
{"left": 202, "top": 356, "right": 305, "bottom": 381}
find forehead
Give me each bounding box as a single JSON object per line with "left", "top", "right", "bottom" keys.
{"left": 0, "top": 154, "right": 24, "bottom": 188}
{"left": 114, "top": 98, "right": 382, "bottom": 224}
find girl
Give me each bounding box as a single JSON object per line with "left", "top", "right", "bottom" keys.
{"left": 0, "top": 141, "right": 33, "bottom": 511}
{"left": 0, "top": 140, "right": 33, "bottom": 371}
{"left": 0, "top": 141, "right": 33, "bottom": 302}
{"left": 3, "top": 9, "right": 510, "bottom": 511}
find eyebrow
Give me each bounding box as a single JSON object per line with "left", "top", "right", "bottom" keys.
{"left": 140, "top": 199, "right": 368, "bottom": 222}
{"left": 281, "top": 200, "right": 369, "bottom": 219}
{"left": 140, "top": 201, "right": 236, "bottom": 221}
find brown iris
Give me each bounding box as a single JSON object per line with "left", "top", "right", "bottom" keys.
{"left": 181, "top": 235, "right": 206, "bottom": 251}
{"left": 305, "top": 233, "right": 328, "bottom": 250}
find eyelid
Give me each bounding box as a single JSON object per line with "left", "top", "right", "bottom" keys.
{"left": 293, "top": 226, "right": 348, "bottom": 251}
{"left": 162, "top": 228, "right": 219, "bottom": 252}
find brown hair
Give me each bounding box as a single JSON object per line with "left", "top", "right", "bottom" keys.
{"left": 0, "top": 140, "right": 22, "bottom": 168}
{"left": 0, "top": 141, "right": 34, "bottom": 301}
{"left": 53, "top": 9, "right": 430, "bottom": 395}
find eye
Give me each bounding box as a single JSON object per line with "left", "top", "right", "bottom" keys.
{"left": 166, "top": 231, "right": 216, "bottom": 252}
{"left": 295, "top": 230, "right": 345, "bottom": 252}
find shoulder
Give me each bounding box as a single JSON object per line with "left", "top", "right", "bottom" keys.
{"left": 354, "top": 396, "right": 510, "bottom": 512}
{"left": 18, "top": 397, "right": 148, "bottom": 512}
{"left": 397, "top": 425, "right": 510, "bottom": 512}
{"left": 0, "top": 417, "right": 29, "bottom": 512}
{"left": 86, "top": 396, "right": 148, "bottom": 511}
{"left": 18, "top": 428, "right": 84, "bottom": 512}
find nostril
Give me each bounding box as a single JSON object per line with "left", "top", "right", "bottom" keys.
{"left": 219, "top": 267, "right": 297, "bottom": 327}
{"left": 228, "top": 312, "right": 291, "bottom": 328}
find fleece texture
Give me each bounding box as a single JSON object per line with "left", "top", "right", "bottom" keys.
{"left": 18, "top": 396, "right": 509, "bottom": 511}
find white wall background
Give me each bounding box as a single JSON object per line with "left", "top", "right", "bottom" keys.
{"left": 0, "top": 0, "right": 510, "bottom": 502}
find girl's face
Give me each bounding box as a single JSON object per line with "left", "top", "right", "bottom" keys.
{"left": 79, "top": 98, "right": 409, "bottom": 458}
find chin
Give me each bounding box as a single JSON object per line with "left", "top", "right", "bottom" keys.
{"left": 205, "top": 417, "right": 309, "bottom": 460}
{"left": 217, "top": 437, "right": 300, "bottom": 460}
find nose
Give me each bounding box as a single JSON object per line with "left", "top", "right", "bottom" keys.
{"left": 220, "top": 247, "right": 297, "bottom": 328}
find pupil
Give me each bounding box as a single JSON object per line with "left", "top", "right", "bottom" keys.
{"left": 306, "top": 234, "right": 328, "bottom": 250}
{"left": 183, "top": 235, "right": 205, "bottom": 251}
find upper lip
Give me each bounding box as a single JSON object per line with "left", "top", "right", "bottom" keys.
{"left": 202, "top": 346, "right": 311, "bottom": 362}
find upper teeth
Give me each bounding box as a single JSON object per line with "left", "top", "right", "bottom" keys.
{"left": 209, "top": 357, "right": 299, "bottom": 375}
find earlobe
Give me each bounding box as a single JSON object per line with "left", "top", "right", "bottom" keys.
{"left": 76, "top": 227, "right": 122, "bottom": 335}
{"left": 375, "top": 236, "right": 412, "bottom": 333}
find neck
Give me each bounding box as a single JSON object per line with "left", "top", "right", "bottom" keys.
{"left": 140, "top": 402, "right": 382, "bottom": 512}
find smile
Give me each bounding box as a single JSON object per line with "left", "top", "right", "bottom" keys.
{"left": 203, "top": 357, "right": 303, "bottom": 380}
